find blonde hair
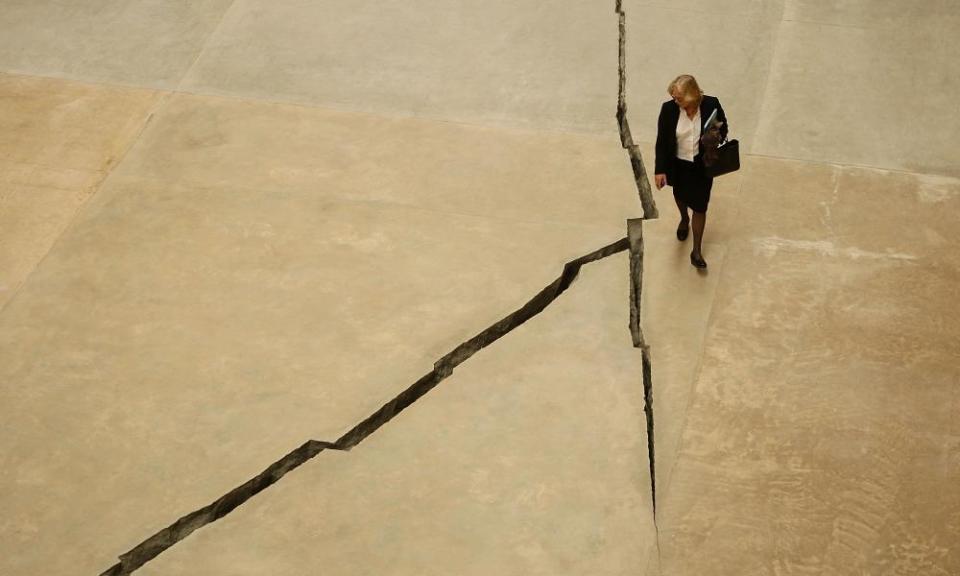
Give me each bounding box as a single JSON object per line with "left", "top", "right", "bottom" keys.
{"left": 668, "top": 75, "right": 703, "bottom": 107}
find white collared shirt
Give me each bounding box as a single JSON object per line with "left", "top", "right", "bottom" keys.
{"left": 675, "top": 107, "right": 701, "bottom": 162}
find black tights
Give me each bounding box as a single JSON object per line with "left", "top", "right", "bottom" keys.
{"left": 675, "top": 197, "right": 706, "bottom": 257}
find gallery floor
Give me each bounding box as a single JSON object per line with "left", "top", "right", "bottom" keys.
{"left": 1, "top": 1, "right": 957, "bottom": 574}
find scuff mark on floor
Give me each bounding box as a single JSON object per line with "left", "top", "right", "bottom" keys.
{"left": 752, "top": 237, "right": 918, "bottom": 261}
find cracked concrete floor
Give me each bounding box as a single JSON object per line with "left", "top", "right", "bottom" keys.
{"left": 1, "top": 1, "right": 959, "bottom": 575}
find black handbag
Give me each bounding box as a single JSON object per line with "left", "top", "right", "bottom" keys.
{"left": 704, "top": 138, "right": 740, "bottom": 177}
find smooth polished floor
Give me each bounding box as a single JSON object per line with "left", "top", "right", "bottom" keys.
{"left": 0, "top": 1, "right": 957, "bottom": 575}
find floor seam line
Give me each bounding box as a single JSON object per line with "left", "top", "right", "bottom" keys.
{"left": 172, "top": 0, "right": 239, "bottom": 93}
{"left": 750, "top": 1, "right": 790, "bottom": 154}
{"left": 0, "top": 88, "right": 173, "bottom": 317}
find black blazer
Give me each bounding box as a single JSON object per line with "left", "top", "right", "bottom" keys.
{"left": 655, "top": 95, "right": 728, "bottom": 183}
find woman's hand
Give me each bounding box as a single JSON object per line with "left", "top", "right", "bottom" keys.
{"left": 655, "top": 174, "right": 667, "bottom": 190}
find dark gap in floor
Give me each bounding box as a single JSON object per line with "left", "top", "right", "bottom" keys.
{"left": 100, "top": 237, "right": 630, "bottom": 576}
{"left": 629, "top": 218, "right": 657, "bottom": 516}
{"left": 618, "top": 1, "right": 659, "bottom": 520}
{"left": 616, "top": 1, "right": 660, "bottom": 221}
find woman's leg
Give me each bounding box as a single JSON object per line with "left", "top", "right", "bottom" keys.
{"left": 674, "top": 195, "right": 690, "bottom": 239}
{"left": 691, "top": 209, "right": 706, "bottom": 257}
{"left": 674, "top": 194, "right": 689, "bottom": 221}
{"left": 690, "top": 165, "right": 712, "bottom": 265}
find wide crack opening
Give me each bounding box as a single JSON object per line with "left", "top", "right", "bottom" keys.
{"left": 618, "top": 1, "right": 661, "bottom": 558}
{"left": 628, "top": 218, "right": 656, "bottom": 515}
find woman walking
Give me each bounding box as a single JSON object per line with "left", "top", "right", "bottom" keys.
{"left": 654, "top": 74, "right": 728, "bottom": 269}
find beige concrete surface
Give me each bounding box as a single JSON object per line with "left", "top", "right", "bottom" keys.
{"left": 641, "top": 218, "right": 726, "bottom": 502}
{"left": 1, "top": 1, "right": 958, "bottom": 575}
{"left": 0, "top": 74, "right": 158, "bottom": 309}
{"left": 0, "top": 74, "right": 159, "bottom": 171}
{"left": 179, "top": 0, "right": 617, "bottom": 132}
{"left": 654, "top": 157, "right": 960, "bottom": 575}
{"left": 0, "top": 89, "right": 639, "bottom": 576}
{"left": 106, "top": 92, "right": 639, "bottom": 224}
{"left": 752, "top": 12, "right": 960, "bottom": 175}
{"left": 136, "top": 252, "right": 656, "bottom": 576}
{"left": 638, "top": 140, "right": 742, "bottom": 502}
{"left": 0, "top": 0, "right": 234, "bottom": 88}
{"left": 0, "top": 175, "right": 94, "bottom": 307}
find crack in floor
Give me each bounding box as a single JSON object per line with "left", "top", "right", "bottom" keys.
{"left": 616, "top": 1, "right": 659, "bottom": 222}
{"left": 628, "top": 218, "right": 656, "bottom": 515}
{"left": 617, "top": 1, "right": 662, "bottom": 565}
{"left": 98, "top": 3, "right": 663, "bottom": 573}
{"left": 99, "top": 237, "right": 631, "bottom": 576}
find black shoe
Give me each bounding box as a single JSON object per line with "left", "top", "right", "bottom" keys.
{"left": 676, "top": 221, "right": 689, "bottom": 241}
{"left": 690, "top": 251, "right": 707, "bottom": 269}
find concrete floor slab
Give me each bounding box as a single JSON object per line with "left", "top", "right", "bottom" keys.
{"left": 659, "top": 249, "right": 960, "bottom": 576}
{"left": 179, "top": 0, "right": 617, "bottom": 132}
{"left": 654, "top": 158, "right": 960, "bottom": 575}
{"left": 107, "top": 92, "right": 638, "bottom": 225}
{"left": 0, "top": 91, "right": 640, "bottom": 575}
{"left": 0, "top": 74, "right": 158, "bottom": 309}
{"left": 833, "top": 166, "right": 960, "bottom": 263}
{"left": 783, "top": 0, "right": 957, "bottom": 28}
{"left": 640, "top": 216, "right": 726, "bottom": 502}
{"left": 0, "top": 178, "right": 94, "bottom": 308}
{"left": 0, "top": 74, "right": 158, "bottom": 173}
{"left": 636, "top": 137, "right": 742, "bottom": 504}
{"left": 134, "top": 252, "right": 656, "bottom": 576}
{"left": 752, "top": 11, "right": 960, "bottom": 175}
{"left": 2, "top": 2, "right": 958, "bottom": 575}
{"left": 733, "top": 156, "right": 960, "bottom": 266}
{"left": 0, "top": 190, "right": 629, "bottom": 576}
{"left": 0, "top": 0, "right": 234, "bottom": 88}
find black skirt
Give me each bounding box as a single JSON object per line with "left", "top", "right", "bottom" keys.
{"left": 671, "top": 156, "right": 714, "bottom": 213}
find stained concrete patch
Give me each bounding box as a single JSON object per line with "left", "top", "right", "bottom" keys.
{"left": 728, "top": 156, "right": 840, "bottom": 242}
{"left": 135, "top": 252, "right": 656, "bottom": 576}
{"left": 179, "top": 0, "right": 617, "bottom": 132}
{"left": 732, "top": 156, "right": 960, "bottom": 266}
{"left": 0, "top": 0, "right": 235, "bottom": 88}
